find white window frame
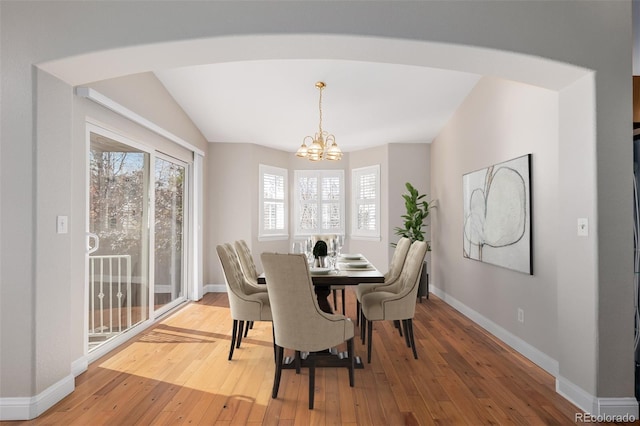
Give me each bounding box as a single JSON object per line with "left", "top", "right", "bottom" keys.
{"left": 351, "top": 164, "right": 381, "bottom": 240}
{"left": 294, "top": 169, "right": 345, "bottom": 237}
{"left": 259, "top": 164, "right": 288, "bottom": 241}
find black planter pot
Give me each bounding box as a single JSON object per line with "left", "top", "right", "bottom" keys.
{"left": 417, "top": 260, "right": 429, "bottom": 301}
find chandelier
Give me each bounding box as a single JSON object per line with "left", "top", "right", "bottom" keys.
{"left": 296, "top": 81, "right": 343, "bottom": 161}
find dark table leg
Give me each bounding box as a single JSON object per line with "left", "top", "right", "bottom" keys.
{"left": 314, "top": 287, "right": 333, "bottom": 313}
{"left": 283, "top": 348, "right": 364, "bottom": 369}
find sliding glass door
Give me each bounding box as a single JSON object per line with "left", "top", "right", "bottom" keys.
{"left": 87, "top": 126, "right": 189, "bottom": 352}
{"left": 153, "top": 156, "right": 187, "bottom": 315}
{"left": 88, "top": 132, "right": 150, "bottom": 350}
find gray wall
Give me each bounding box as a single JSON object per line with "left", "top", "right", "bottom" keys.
{"left": 432, "top": 76, "right": 560, "bottom": 365}
{"left": 0, "top": 0, "right": 633, "bottom": 417}
{"left": 206, "top": 142, "right": 429, "bottom": 284}
{"left": 207, "top": 143, "right": 292, "bottom": 283}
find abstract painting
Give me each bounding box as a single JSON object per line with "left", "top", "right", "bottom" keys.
{"left": 463, "top": 154, "right": 532, "bottom": 274}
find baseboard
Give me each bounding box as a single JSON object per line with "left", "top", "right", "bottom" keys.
{"left": 557, "top": 376, "right": 639, "bottom": 420}
{"left": 556, "top": 375, "right": 598, "bottom": 415}
{"left": 204, "top": 284, "right": 226, "bottom": 293}
{"left": 432, "top": 286, "right": 639, "bottom": 419}
{"left": 430, "top": 286, "right": 558, "bottom": 376}
{"left": 0, "top": 374, "right": 74, "bottom": 421}
{"left": 71, "top": 356, "right": 88, "bottom": 377}
{"left": 598, "top": 397, "right": 639, "bottom": 419}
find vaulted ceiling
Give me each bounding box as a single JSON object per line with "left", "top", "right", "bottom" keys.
{"left": 154, "top": 59, "right": 482, "bottom": 153}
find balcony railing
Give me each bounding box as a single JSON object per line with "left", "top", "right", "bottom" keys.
{"left": 88, "top": 255, "right": 132, "bottom": 343}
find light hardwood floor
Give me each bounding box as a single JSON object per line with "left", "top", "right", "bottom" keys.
{"left": 7, "top": 291, "right": 617, "bottom": 425}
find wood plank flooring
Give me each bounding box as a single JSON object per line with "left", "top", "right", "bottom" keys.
{"left": 6, "top": 291, "right": 618, "bottom": 425}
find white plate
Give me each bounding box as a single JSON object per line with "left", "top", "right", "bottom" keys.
{"left": 310, "top": 267, "right": 332, "bottom": 275}
{"left": 347, "top": 261, "right": 370, "bottom": 268}
{"left": 340, "top": 253, "right": 363, "bottom": 260}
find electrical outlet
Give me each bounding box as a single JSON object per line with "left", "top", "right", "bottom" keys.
{"left": 517, "top": 308, "right": 525, "bottom": 323}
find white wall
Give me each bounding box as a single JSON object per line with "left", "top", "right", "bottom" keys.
{"left": 207, "top": 142, "right": 292, "bottom": 284}
{"left": 0, "top": 0, "right": 634, "bottom": 419}
{"left": 206, "top": 142, "right": 428, "bottom": 284}
{"left": 0, "top": 64, "right": 207, "bottom": 419}
{"left": 387, "top": 144, "right": 431, "bottom": 266}
{"left": 431, "top": 76, "right": 560, "bottom": 362}
{"left": 87, "top": 72, "right": 208, "bottom": 158}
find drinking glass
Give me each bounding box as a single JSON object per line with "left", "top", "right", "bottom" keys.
{"left": 305, "top": 237, "right": 314, "bottom": 266}
{"left": 336, "top": 235, "right": 344, "bottom": 256}
{"left": 329, "top": 237, "right": 338, "bottom": 271}
{"left": 292, "top": 242, "right": 304, "bottom": 254}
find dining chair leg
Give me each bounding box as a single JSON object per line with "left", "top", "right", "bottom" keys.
{"left": 243, "top": 321, "right": 251, "bottom": 338}
{"left": 341, "top": 289, "right": 346, "bottom": 314}
{"left": 236, "top": 320, "right": 244, "bottom": 348}
{"left": 356, "top": 301, "right": 360, "bottom": 326}
{"left": 402, "top": 319, "right": 411, "bottom": 348}
{"left": 360, "top": 315, "right": 366, "bottom": 344}
{"left": 272, "top": 324, "right": 277, "bottom": 363}
{"left": 295, "top": 350, "right": 301, "bottom": 374}
{"left": 229, "top": 319, "right": 238, "bottom": 360}
{"left": 272, "top": 344, "right": 284, "bottom": 398}
{"left": 367, "top": 320, "right": 373, "bottom": 363}
{"left": 308, "top": 356, "right": 316, "bottom": 409}
{"left": 347, "top": 337, "right": 355, "bottom": 387}
{"left": 394, "top": 320, "right": 404, "bottom": 337}
{"left": 408, "top": 319, "right": 418, "bottom": 359}
{"left": 333, "top": 290, "right": 338, "bottom": 313}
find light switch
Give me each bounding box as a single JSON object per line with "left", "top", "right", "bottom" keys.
{"left": 57, "top": 215, "right": 68, "bottom": 234}
{"left": 577, "top": 218, "right": 588, "bottom": 237}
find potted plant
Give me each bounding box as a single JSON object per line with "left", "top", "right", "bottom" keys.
{"left": 394, "top": 182, "right": 431, "bottom": 300}
{"left": 313, "top": 240, "right": 328, "bottom": 267}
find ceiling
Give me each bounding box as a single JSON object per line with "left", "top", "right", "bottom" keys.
{"left": 154, "top": 59, "right": 482, "bottom": 153}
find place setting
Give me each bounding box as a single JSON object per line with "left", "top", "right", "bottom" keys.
{"left": 309, "top": 266, "right": 341, "bottom": 276}
{"left": 338, "top": 253, "right": 374, "bottom": 271}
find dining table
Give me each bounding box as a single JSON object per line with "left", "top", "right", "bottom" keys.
{"left": 257, "top": 253, "right": 385, "bottom": 314}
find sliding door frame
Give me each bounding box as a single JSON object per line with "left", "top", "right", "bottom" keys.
{"left": 84, "top": 120, "right": 196, "bottom": 362}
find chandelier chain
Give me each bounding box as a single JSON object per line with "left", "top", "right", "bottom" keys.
{"left": 295, "top": 81, "right": 342, "bottom": 161}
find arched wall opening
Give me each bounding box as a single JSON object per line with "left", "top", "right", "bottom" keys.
{"left": 36, "top": 33, "right": 599, "bottom": 405}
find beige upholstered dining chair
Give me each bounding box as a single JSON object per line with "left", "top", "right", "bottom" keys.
{"left": 311, "top": 234, "right": 345, "bottom": 314}
{"left": 234, "top": 240, "right": 266, "bottom": 291}
{"left": 354, "top": 236, "right": 411, "bottom": 325}
{"left": 261, "top": 252, "right": 355, "bottom": 409}
{"left": 234, "top": 240, "right": 268, "bottom": 337}
{"left": 360, "top": 240, "right": 428, "bottom": 363}
{"left": 216, "top": 243, "right": 272, "bottom": 360}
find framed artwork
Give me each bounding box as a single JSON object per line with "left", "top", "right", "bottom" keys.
{"left": 462, "top": 154, "right": 532, "bottom": 275}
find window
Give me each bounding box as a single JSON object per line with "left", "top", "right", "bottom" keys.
{"left": 259, "top": 164, "right": 288, "bottom": 240}
{"left": 294, "top": 169, "right": 344, "bottom": 236}
{"left": 352, "top": 165, "right": 380, "bottom": 240}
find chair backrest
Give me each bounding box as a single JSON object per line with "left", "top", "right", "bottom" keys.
{"left": 311, "top": 234, "right": 338, "bottom": 253}
{"left": 216, "top": 243, "right": 257, "bottom": 317}
{"left": 234, "top": 240, "right": 258, "bottom": 284}
{"left": 311, "top": 234, "right": 337, "bottom": 242}
{"left": 376, "top": 240, "right": 427, "bottom": 320}
{"left": 385, "top": 237, "right": 411, "bottom": 282}
{"left": 261, "top": 252, "right": 353, "bottom": 352}
{"left": 397, "top": 240, "right": 428, "bottom": 298}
